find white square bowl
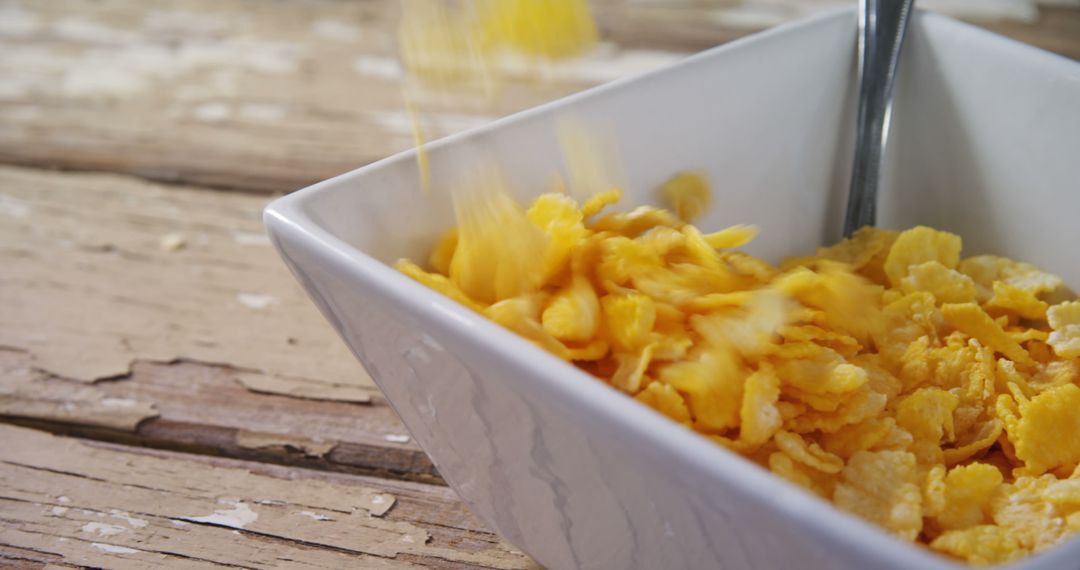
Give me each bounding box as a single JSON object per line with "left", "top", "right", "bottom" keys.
{"left": 264, "top": 8, "right": 1080, "bottom": 570}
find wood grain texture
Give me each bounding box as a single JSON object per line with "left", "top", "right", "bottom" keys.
{"left": 0, "top": 347, "right": 439, "bottom": 483}
{"left": 0, "top": 165, "right": 374, "bottom": 390}
{"left": 2, "top": 0, "right": 1074, "bottom": 194}
{"left": 0, "top": 424, "right": 536, "bottom": 569}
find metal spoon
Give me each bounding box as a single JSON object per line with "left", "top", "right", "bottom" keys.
{"left": 842, "top": 0, "right": 915, "bottom": 237}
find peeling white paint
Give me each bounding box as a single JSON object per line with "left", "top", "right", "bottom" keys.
{"left": 312, "top": 19, "right": 362, "bottom": 42}
{"left": 299, "top": 511, "right": 334, "bottom": 521}
{"left": 232, "top": 230, "right": 271, "bottom": 246}
{"left": 160, "top": 233, "right": 187, "bottom": 252}
{"left": 110, "top": 510, "right": 149, "bottom": 529}
{"left": 0, "top": 194, "right": 31, "bottom": 219}
{"left": 143, "top": 10, "right": 233, "bottom": 36}
{"left": 52, "top": 17, "right": 138, "bottom": 44}
{"left": 58, "top": 496, "right": 71, "bottom": 504}
{"left": 63, "top": 65, "right": 148, "bottom": 99}
{"left": 182, "top": 501, "right": 259, "bottom": 529}
{"left": 0, "top": 4, "right": 42, "bottom": 37}
{"left": 239, "top": 103, "right": 287, "bottom": 123}
{"left": 81, "top": 522, "right": 127, "bottom": 537}
{"left": 352, "top": 56, "right": 402, "bottom": 80}
{"left": 237, "top": 293, "right": 276, "bottom": 310}
{"left": 193, "top": 102, "right": 231, "bottom": 123}
{"left": 101, "top": 398, "right": 139, "bottom": 408}
{"left": 50, "top": 506, "right": 69, "bottom": 515}
{"left": 169, "top": 519, "right": 190, "bottom": 527}
{"left": 383, "top": 434, "right": 411, "bottom": 444}
{"left": 401, "top": 534, "right": 415, "bottom": 543}
{"left": 92, "top": 542, "right": 140, "bottom": 555}
{"left": 370, "top": 494, "right": 387, "bottom": 505}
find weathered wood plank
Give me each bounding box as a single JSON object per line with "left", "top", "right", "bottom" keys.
{"left": 0, "top": 165, "right": 373, "bottom": 390}
{"left": 2, "top": 0, "right": 1074, "bottom": 194}
{"left": 0, "top": 164, "right": 444, "bottom": 479}
{"left": 0, "top": 347, "right": 439, "bottom": 483}
{"left": 0, "top": 424, "right": 536, "bottom": 569}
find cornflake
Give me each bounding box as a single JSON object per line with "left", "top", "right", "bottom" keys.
{"left": 400, "top": 179, "right": 1077, "bottom": 565}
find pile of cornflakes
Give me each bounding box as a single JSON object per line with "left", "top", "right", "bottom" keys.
{"left": 397, "top": 177, "right": 1080, "bottom": 565}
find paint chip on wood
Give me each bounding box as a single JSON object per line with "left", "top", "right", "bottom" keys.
{"left": 236, "top": 430, "right": 336, "bottom": 458}
{"left": 236, "top": 292, "right": 276, "bottom": 309}
{"left": 232, "top": 230, "right": 271, "bottom": 246}
{"left": 180, "top": 501, "right": 258, "bottom": 529}
{"left": 91, "top": 543, "right": 141, "bottom": 555}
{"left": 81, "top": 522, "right": 127, "bottom": 537}
{"left": 159, "top": 232, "right": 187, "bottom": 252}
{"left": 234, "top": 371, "right": 373, "bottom": 403}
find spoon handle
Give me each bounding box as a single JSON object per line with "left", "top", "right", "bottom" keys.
{"left": 843, "top": 0, "right": 915, "bottom": 237}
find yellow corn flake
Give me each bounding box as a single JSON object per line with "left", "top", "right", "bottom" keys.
{"left": 1030, "top": 360, "right": 1079, "bottom": 393}
{"left": 610, "top": 344, "right": 655, "bottom": 394}
{"left": 958, "top": 255, "right": 1064, "bottom": 301}
{"left": 775, "top": 357, "right": 868, "bottom": 396}
{"left": 784, "top": 387, "right": 888, "bottom": 435}
{"left": 405, "top": 179, "right": 1079, "bottom": 564}
{"left": 429, "top": 228, "right": 458, "bottom": 275}
{"left": 935, "top": 463, "right": 1003, "bottom": 531}
{"left": 943, "top": 419, "right": 1003, "bottom": 466}
{"left": 768, "top": 451, "right": 836, "bottom": 499}
{"left": 722, "top": 250, "right": 777, "bottom": 283}
{"left": 634, "top": 381, "right": 691, "bottom": 426}
{"left": 883, "top": 226, "right": 963, "bottom": 289}
{"left": 580, "top": 188, "right": 622, "bottom": 219}
{"left": 703, "top": 224, "right": 759, "bottom": 250}
{"left": 660, "top": 171, "right": 711, "bottom": 223}
{"left": 477, "top": 0, "right": 597, "bottom": 59}
{"left": 991, "top": 475, "right": 1073, "bottom": 552}
{"left": 485, "top": 294, "right": 570, "bottom": 360}
{"left": 566, "top": 338, "right": 609, "bottom": 361}
{"left": 450, "top": 184, "right": 547, "bottom": 304}
{"left": 739, "top": 365, "right": 782, "bottom": 446}
{"left": 942, "top": 303, "right": 1034, "bottom": 366}
{"left": 691, "top": 291, "right": 789, "bottom": 357}
{"left": 526, "top": 192, "right": 589, "bottom": 282}
{"left": 814, "top": 226, "right": 899, "bottom": 283}
{"left": 987, "top": 281, "right": 1049, "bottom": 321}
{"left": 930, "top": 525, "right": 1024, "bottom": 566}
{"left": 924, "top": 464, "right": 947, "bottom": 518}
{"left": 601, "top": 293, "right": 655, "bottom": 351}
{"left": 591, "top": 205, "right": 680, "bottom": 237}
{"left": 895, "top": 387, "right": 959, "bottom": 445}
{"left": 659, "top": 348, "right": 745, "bottom": 433}
{"left": 1012, "top": 383, "right": 1080, "bottom": 475}
{"left": 774, "top": 430, "right": 844, "bottom": 474}
{"left": 682, "top": 291, "right": 755, "bottom": 312}
{"left": 396, "top": 259, "right": 486, "bottom": 313}
{"left": 541, "top": 275, "right": 599, "bottom": 342}
{"left": 820, "top": 417, "right": 900, "bottom": 459}
{"left": 774, "top": 263, "right": 883, "bottom": 344}
{"left": 834, "top": 450, "right": 923, "bottom": 541}
{"left": 1009, "top": 328, "right": 1049, "bottom": 345}
{"left": 1047, "top": 301, "right": 1080, "bottom": 359}
{"left": 1043, "top": 479, "right": 1080, "bottom": 505}
{"left": 900, "top": 261, "right": 977, "bottom": 304}
{"left": 648, "top": 327, "right": 693, "bottom": 361}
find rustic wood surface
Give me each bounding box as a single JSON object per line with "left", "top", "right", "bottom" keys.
{"left": 1, "top": 0, "right": 1078, "bottom": 568}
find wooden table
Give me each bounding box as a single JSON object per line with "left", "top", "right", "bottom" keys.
{"left": 2, "top": 1, "right": 1077, "bottom": 568}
